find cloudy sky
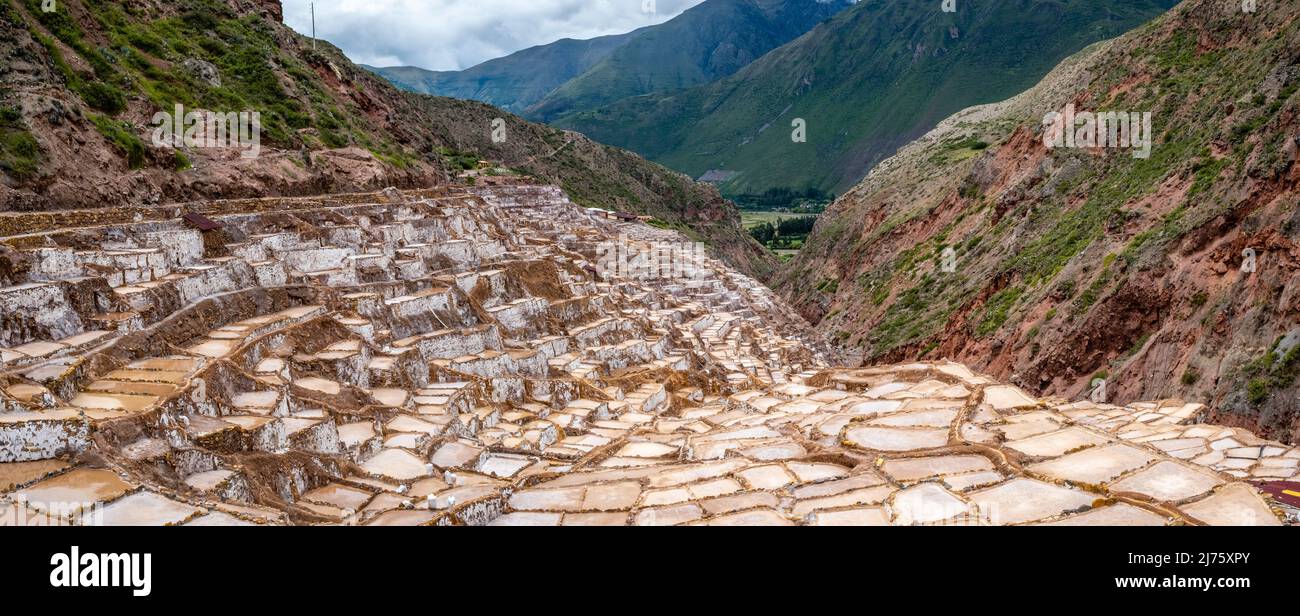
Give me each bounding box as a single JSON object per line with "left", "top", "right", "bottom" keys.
{"left": 281, "top": 0, "right": 706, "bottom": 71}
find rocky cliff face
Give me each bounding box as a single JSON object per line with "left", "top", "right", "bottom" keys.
{"left": 251, "top": 0, "right": 282, "bottom": 23}
{"left": 0, "top": 0, "right": 772, "bottom": 279}
{"left": 776, "top": 0, "right": 1300, "bottom": 444}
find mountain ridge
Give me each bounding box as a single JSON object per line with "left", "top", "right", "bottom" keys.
{"left": 362, "top": 30, "right": 638, "bottom": 114}
{"left": 554, "top": 0, "right": 1180, "bottom": 196}
{"left": 365, "top": 0, "right": 852, "bottom": 124}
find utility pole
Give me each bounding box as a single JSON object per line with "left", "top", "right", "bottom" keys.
{"left": 311, "top": 3, "right": 316, "bottom": 50}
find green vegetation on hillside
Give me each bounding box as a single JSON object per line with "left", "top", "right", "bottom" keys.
{"left": 0, "top": 103, "right": 40, "bottom": 179}
{"left": 748, "top": 215, "right": 817, "bottom": 250}
{"left": 729, "top": 186, "right": 833, "bottom": 212}
{"left": 14, "top": 0, "right": 417, "bottom": 165}
{"left": 557, "top": 0, "right": 1177, "bottom": 196}
{"left": 526, "top": 0, "right": 850, "bottom": 122}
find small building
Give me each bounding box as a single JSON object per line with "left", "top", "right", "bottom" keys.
{"left": 181, "top": 212, "right": 223, "bottom": 232}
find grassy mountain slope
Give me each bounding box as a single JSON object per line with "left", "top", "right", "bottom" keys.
{"left": 523, "top": 0, "right": 851, "bottom": 123}
{"left": 0, "top": 0, "right": 774, "bottom": 278}
{"left": 555, "top": 0, "right": 1178, "bottom": 196}
{"left": 362, "top": 31, "right": 637, "bottom": 114}
{"left": 776, "top": 0, "right": 1300, "bottom": 443}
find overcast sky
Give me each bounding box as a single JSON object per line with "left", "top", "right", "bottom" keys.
{"left": 281, "top": 0, "right": 706, "bottom": 71}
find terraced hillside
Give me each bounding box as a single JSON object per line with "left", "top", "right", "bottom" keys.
{"left": 0, "top": 0, "right": 773, "bottom": 278}
{"left": 0, "top": 181, "right": 1292, "bottom": 525}
{"left": 776, "top": 0, "right": 1300, "bottom": 444}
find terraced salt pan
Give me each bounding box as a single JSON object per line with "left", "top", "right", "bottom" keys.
{"left": 737, "top": 464, "right": 796, "bottom": 490}
{"left": 477, "top": 453, "right": 535, "bottom": 478}
{"left": 1038, "top": 503, "right": 1168, "bottom": 526}
{"left": 0, "top": 459, "right": 69, "bottom": 491}
{"left": 361, "top": 449, "right": 430, "bottom": 481}
{"left": 185, "top": 511, "right": 261, "bottom": 526}
{"left": 811, "top": 508, "right": 889, "bottom": 526}
{"left": 982, "top": 385, "right": 1039, "bottom": 410}
{"left": 295, "top": 377, "right": 341, "bottom": 395}
{"left": 616, "top": 441, "right": 678, "bottom": 458}
{"left": 843, "top": 426, "right": 949, "bottom": 451}
{"left": 1005, "top": 427, "right": 1109, "bottom": 458}
{"left": 184, "top": 470, "right": 235, "bottom": 492}
{"left": 1109, "top": 461, "right": 1223, "bottom": 502}
{"left": 431, "top": 440, "right": 483, "bottom": 468}
{"left": 792, "top": 486, "right": 896, "bottom": 516}
{"left": 883, "top": 455, "right": 995, "bottom": 482}
{"left": 941, "top": 470, "right": 1005, "bottom": 492}
{"left": 189, "top": 339, "right": 237, "bottom": 358}
{"left": 365, "top": 510, "right": 437, "bottom": 526}
{"left": 93, "top": 491, "right": 204, "bottom": 526}
{"left": 891, "top": 483, "right": 970, "bottom": 524}
{"left": 70, "top": 392, "right": 158, "bottom": 413}
{"left": 868, "top": 407, "right": 958, "bottom": 428}
{"left": 1027, "top": 443, "right": 1156, "bottom": 484}
{"left": 16, "top": 468, "right": 134, "bottom": 516}
{"left": 5, "top": 185, "right": 1290, "bottom": 526}
{"left": 1180, "top": 483, "right": 1282, "bottom": 526}
{"left": 968, "top": 478, "right": 1095, "bottom": 525}
{"left": 106, "top": 369, "right": 191, "bottom": 384}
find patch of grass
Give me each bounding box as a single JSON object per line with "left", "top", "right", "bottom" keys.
{"left": 1238, "top": 337, "right": 1300, "bottom": 407}
{"left": 1247, "top": 378, "right": 1270, "bottom": 405}
{"left": 89, "top": 114, "right": 146, "bottom": 169}
{"left": 1125, "top": 333, "right": 1152, "bottom": 357}
{"left": 438, "top": 147, "right": 481, "bottom": 172}
{"left": 24, "top": 2, "right": 129, "bottom": 114}
{"left": 0, "top": 104, "right": 42, "bottom": 179}
{"left": 976, "top": 286, "right": 1023, "bottom": 337}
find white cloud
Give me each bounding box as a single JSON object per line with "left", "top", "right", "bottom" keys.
{"left": 281, "top": 0, "right": 706, "bottom": 71}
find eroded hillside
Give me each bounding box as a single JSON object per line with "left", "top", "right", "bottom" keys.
{"left": 777, "top": 0, "right": 1300, "bottom": 444}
